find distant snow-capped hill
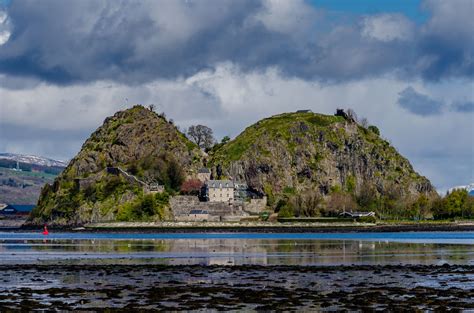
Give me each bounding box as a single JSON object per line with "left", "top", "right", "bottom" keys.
{"left": 448, "top": 183, "right": 474, "bottom": 195}
{"left": 0, "top": 153, "right": 68, "bottom": 168}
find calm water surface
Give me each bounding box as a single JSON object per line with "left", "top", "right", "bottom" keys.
{"left": 0, "top": 231, "right": 473, "bottom": 265}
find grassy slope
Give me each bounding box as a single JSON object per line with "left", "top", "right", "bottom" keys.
{"left": 0, "top": 167, "right": 58, "bottom": 204}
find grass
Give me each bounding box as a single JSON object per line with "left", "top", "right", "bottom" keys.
{"left": 213, "top": 112, "right": 345, "bottom": 163}
{"left": 0, "top": 167, "right": 57, "bottom": 180}
{"left": 378, "top": 219, "right": 474, "bottom": 225}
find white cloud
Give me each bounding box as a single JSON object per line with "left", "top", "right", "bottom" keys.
{"left": 362, "top": 14, "right": 414, "bottom": 42}
{"left": 250, "top": 0, "right": 318, "bottom": 35}
{"left": 0, "top": 10, "right": 11, "bottom": 45}
{"left": 1, "top": 65, "right": 472, "bottom": 191}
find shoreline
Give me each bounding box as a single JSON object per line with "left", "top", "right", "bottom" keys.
{"left": 8, "top": 221, "right": 474, "bottom": 233}
{"left": 1, "top": 263, "right": 472, "bottom": 310}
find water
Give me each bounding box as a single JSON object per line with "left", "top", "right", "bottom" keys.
{"left": 1, "top": 231, "right": 473, "bottom": 265}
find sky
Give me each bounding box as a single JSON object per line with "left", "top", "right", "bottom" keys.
{"left": 0, "top": 0, "right": 472, "bottom": 193}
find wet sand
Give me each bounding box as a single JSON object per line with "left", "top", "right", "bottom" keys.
{"left": 0, "top": 264, "right": 473, "bottom": 311}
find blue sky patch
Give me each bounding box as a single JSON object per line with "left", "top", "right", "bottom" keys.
{"left": 310, "top": 0, "right": 429, "bottom": 23}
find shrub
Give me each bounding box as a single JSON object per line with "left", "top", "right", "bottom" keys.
{"left": 181, "top": 179, "right": 203, "bottom": 195}
{"left": 368, "top": 125, "right": 380, "bottom": 136}
{"left": 278, "top": 203, "right": 294, "bottom": 218}
{"left": 356, "top": 216, "right": 376, "bottom": 223}
{"left": 116, "top": 192, "right": 170, "bottom": 222}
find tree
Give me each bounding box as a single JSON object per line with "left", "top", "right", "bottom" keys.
{"left": 347, "top": 108, "right": 358, "bottom": 123}
{"left": 187, "top": 125, "right": 215, "bottom": 150}
{"left": 290, "top": 191, "right": 324, "bottom": 217}
{"left": 360, "top": 117, "right": 369, "bottom": 128}
{"left": 181, "top": 179, "right": 203, "bottom": 195}
{"left": 148, "top": 104, "right": 155, "bottom": 112}
{"left": 167, "top": 157, "right": 185, "bottom": 192}
{"left": 410, "top": 194, "right": 431, "bottom": 220}
{"left": 368, "top": 125, "right": 380, "bottom": 136}
{"left": 325, "top": 191, "right": 358, "bottom": 216}
{"left": 356, "top": 182, "right": 378, "bottom": 211}
{"left": 433, "top": 189, "right": 470, "bottom": 219}
{"left": 221, "top": 136, "right": 231, "bottom": 144}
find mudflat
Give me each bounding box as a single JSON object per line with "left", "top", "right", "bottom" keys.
{"left": 0, "top": 264, "right": 472, "bottom": 311}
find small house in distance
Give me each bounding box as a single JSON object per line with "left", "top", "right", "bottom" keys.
{"left": 197, "top": 168, "right": 211, "bottom": 182}
{"left": 205, "top": 180, "right": 235, "bottom": 203}
{"left": 339, "top": 211, "right": 375, "bottom": 218}
{"left": 147, "top": 183, "right": 165, "bottom": 194}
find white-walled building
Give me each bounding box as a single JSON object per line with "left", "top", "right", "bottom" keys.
{"left": 197, "top": 168, "right": 211, "bottom": 182}
{"left": 206, "top": 180, "right": 235, "bottom": 203}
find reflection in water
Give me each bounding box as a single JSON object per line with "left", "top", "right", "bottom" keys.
{"left": 0, "top": 233, "right": 473, "bottom": 265}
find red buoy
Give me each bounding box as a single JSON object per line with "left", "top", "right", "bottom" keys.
{"left": 42, "top": 225, "right": 49, "bottom": 236}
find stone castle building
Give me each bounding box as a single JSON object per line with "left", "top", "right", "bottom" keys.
{"left": 205, "top": 180, "right": 235, "bottom": 203}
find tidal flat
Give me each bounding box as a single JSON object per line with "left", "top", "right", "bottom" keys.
{"left": 0, "top": 264, "right": 473, "bottom": 311}
{"left": 0, "top": 231, "right": 473, "bottom": 310}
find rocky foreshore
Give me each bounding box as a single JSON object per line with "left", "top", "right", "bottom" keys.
{"left": 38, "top": 221, "right": 474, "bottom": 232}
{"left": 0, "top": 264, "right": 472, "bottom": 311}
{"left": 8, "top": 220, "right": 474, "bottom": 233}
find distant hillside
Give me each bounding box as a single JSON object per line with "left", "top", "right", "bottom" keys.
{"left": 0, "top": 153, "right": 68, "bottom": 168}
{"left": 0, "top": 154, "right": 66, "bottom": 204}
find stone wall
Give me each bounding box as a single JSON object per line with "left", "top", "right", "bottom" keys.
{"left": 243, "top": 197, "right": 267, "bottom": 214}
{"left": 170, "top": 195, "right": 250, "bottom": 221}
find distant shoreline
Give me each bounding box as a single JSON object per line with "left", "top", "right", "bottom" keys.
{"left": 7, "top": 222, "right": 474, "bottom": 233}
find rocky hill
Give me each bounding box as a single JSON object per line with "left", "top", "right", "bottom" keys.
{"left": 31, "top": 105, "right": 203, "bottom": 225}
{"left": 31, "top": 106, "right": 436, "bottom": 225}
{"left": 209, "top": 111, "right": 435, "bottom": 214}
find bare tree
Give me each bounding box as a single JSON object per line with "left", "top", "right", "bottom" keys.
{"left": 148, "top": 104, "right": 155, "bottom": 112}
{"left": 187, "top": 125, "right": 215, "bottom": 150}
{"left": 360, "top": 117, "right": 369, "bottom": 128}
{"left": 347, "top": 108, "right": 358, "bottom": 123}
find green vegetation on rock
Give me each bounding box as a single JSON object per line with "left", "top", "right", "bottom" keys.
{"left": 32, "top": 107, "right": 444, "bottom": 226}
{"left": 209, "top": 110, "right": 436, "bottom": 219}
{"left": 31, "top": 105, "right": 203, "bottom": 226}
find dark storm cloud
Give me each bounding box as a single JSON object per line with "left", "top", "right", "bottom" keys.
{"left": 451, "top": 101, "right": 474, "bottom": 113}
{"left": 0, "top": 122, "right": 91, "bottom": 142}
{"left": 0, "top": 0, "right": 472, "bottom": 85}
{"left": 418, "top": 0, "right": 474, "bottom": 81}
{"left": 397, "top": 86, "right": 443, "bottom": 116}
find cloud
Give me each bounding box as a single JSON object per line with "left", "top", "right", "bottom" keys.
{"left": 0, "top": 9, "right": 11, "bottom": 45}
{"left": 1, "top": 64, "right": 472, "bottom": 191}
{"left": 361, "top": 14, "right": 414, "bottom": 42}
{"left": 0, "top": 1, "right": 472, "bottom": 192}
{"left": 0, "top": 0, "right": 472, "bottom": 85}
{"left": 418, "top": 0, "right": 474, "bottom": 80}
{"left": 451, "top": 101, "right": 474, "bottom": 113}
{"left": 397, "top": 86, "right": 443, "bottom": 116}
{"left": 251, "top": 0, "right": 319, "bottom": 36}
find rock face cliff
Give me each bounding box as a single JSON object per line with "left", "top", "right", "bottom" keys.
{"left": 209, "top": 111, "right": 435, "bottom": 207}
{"left": 31, "top": 105, "right": 203, "bottom": 225}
